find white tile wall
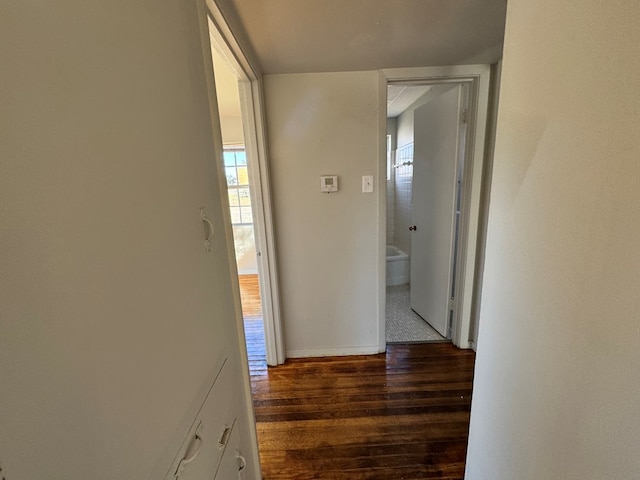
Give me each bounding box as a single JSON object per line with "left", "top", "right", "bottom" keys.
{"left": 386, "top": 183, "right": 395, "bottom": 245}
{"left": 393, "top": 143, "right": 413, "bottom": 256}
{"left": 386, "top": 150, "right": 395, "bottom": 245}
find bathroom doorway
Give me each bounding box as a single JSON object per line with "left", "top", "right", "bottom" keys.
{"left": 380, "top": 66, "right": 492, "bottom": 350}
{"left": 385, "top": 81, "right": 473, "bottom": 344}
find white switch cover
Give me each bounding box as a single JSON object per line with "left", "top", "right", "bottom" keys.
{"left": 362, "top": 175, "right": 374, "bottom": 193}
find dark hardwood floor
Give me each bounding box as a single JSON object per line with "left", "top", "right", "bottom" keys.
{"left": 239, "top": 275, "right": 476, "bottom": 479}
{"left": 250, "top": 344, "right": 475, "bottom": 479}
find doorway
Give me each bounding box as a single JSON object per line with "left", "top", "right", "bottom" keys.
{"left": 204, "top": 12, "right": 285, "bottom": 367}
{"left": 208, "top": 35, "right": 268, "bottom": 374}
{"left": 385, "top": 83, "right": 469, "bottom": 343}
{"left": 378, "top": 66, "right": 493, "bottom": 351}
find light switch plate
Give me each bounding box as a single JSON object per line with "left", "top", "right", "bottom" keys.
{"left": 362, "top": 175, "right": 374, "bottom": 193}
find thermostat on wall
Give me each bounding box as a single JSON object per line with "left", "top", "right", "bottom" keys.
{"left": 320, "top": 175, "right": 338, "bottom": 193}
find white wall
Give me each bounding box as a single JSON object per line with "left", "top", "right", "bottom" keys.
{"left": 396, "top": 108, "right": 415, "bottom": 150}
{"left": 211, "top": 46, "right": 245, "bottom": 145}
{"left": 386, "top": 118, "right": 397, "bottom": 245}
{"left": 210, "top": 43, "right": 260, "bottom": 275}
{"left": 466, "top": 0, "right": 640, "bottom": 478}
{"left": 394, "top": 106, "right": 414, "bottom": 256}
{"left": 392, "top": 150, "right": 413, "bottom": 256}
{"left": 264, "top": 71, "right": 380, "bottom": 357}
{"left": 386, "top": 117, "right": 398, "bottom": 150}
{"left": 221, "top": 117, "right": 245, "bottom": 145}
{"left": 0, "top": 1, "right": 254, "bottom": 478}
{"left": 396, "top": 85, "right": 455, "bottom": 149}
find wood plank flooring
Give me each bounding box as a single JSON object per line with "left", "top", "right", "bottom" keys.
{"left": 250, "top": 343, "right": 476, "bottom": 479}
{"left": 239, "top": 273, "right": 476, "bottom": 478}
{"left": 239, "top": 274, "right": 263, "bottom": 318}
{"left": 239, "top": 274, "right": 267, "bottom": 375}
{"left": 245, "top": 317, "right": 268, "bottom": 375}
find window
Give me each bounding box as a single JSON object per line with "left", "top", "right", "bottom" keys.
{"left": 224, "top": 147, "right": 252, "bottom": 225}
{"left": 396, "top": 142, "right": 414, "bottom": 177}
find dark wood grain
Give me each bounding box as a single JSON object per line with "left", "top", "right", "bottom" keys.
{"left": 250, "top": 343, "right": 475, "bottom": 479}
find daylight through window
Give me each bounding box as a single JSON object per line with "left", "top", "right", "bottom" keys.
{"left": 224, "top": 147, "right": 253, "bottom": 225}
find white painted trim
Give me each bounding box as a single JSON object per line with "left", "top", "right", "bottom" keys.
{"left": 287, "top": 346, "right": 381, "bottom": 359}
{"left": 205, "top": 0, "right": 259, "bottom": 79}
{"left": 376, "top": 71, "right": 388, "bottom": 353}
{"left": 252, "top": 79, "right": 286, "bottom": 365}
{"left": 206, "top": 1, "right": 284, "bottom": 366}
{"left": 468, "top": 61, "right": 502, "bottom": 348}
{"left": 238, "top": 81, "right": 285, "bottom": 366}
{"left": 379, "top": 65, "right": 492, "bottom": 350}
{"left": 455, "top": 66, "right": 491, "bottom": 349}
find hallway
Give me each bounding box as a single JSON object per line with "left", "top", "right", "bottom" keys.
{"left": 250, "top": 343, "right": 475, "bottom": 479}
{"left": 240, "top": 274, "right": 475, "bottom": 478}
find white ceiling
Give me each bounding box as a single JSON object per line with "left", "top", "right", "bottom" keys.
{"left": 387, "top": 85, "right": 432, "bottom": 117}
{"left": 219, "top": 0, "right": 507, "bottom": 74}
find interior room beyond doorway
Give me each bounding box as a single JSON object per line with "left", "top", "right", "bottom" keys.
{"left": 385, "top": 82, "right": 466, "bottom": 344}
{"left": 208, "top": 29, "right": 267, "bottom": 364}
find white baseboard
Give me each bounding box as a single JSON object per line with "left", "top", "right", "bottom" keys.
{"left": 286, "top": 345, "right": 380, "bottom": 358}
{"left": 237, "top": 269, "right": 258, "bottom": 275}
{"left": 386, "top": 276, "right": 409, "bottom": 287}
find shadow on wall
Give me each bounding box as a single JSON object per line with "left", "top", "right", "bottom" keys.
{"left": 233, "top": 225, "right": 257, "bottom": 274}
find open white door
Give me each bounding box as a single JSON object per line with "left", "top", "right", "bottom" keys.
{"left": 207, "top": 8, "right": 284, "bottom": 366}
{"left": 409, "top": 85, "right": 464, "bottom": 337}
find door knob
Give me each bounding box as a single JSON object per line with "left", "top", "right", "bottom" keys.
{"left": 409, "top": 225, "right": 417, "bottom": 231}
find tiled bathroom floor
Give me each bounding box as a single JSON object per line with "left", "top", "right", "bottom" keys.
{"left": 386, "top": 284, "right": 446, "bottom": 343}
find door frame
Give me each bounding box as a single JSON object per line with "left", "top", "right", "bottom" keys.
{"left": 377, "top": 66, "right": 492, "bottom": 350}
{"left": 203, "top": 0, "right": 285, "bottom": 367}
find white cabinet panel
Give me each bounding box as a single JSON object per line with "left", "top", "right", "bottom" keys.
{"left": 214, "top": 424, "right": 245, "bottom": 480}
{"left": 167, "top": 360, "right": 237, "bottom": 480}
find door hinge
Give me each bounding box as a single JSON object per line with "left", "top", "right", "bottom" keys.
{"left": 461, "top": 109, "right": 468, "bottom": 124}
{"left": 448, "top": 298, "right": 455, "bottom": 311}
